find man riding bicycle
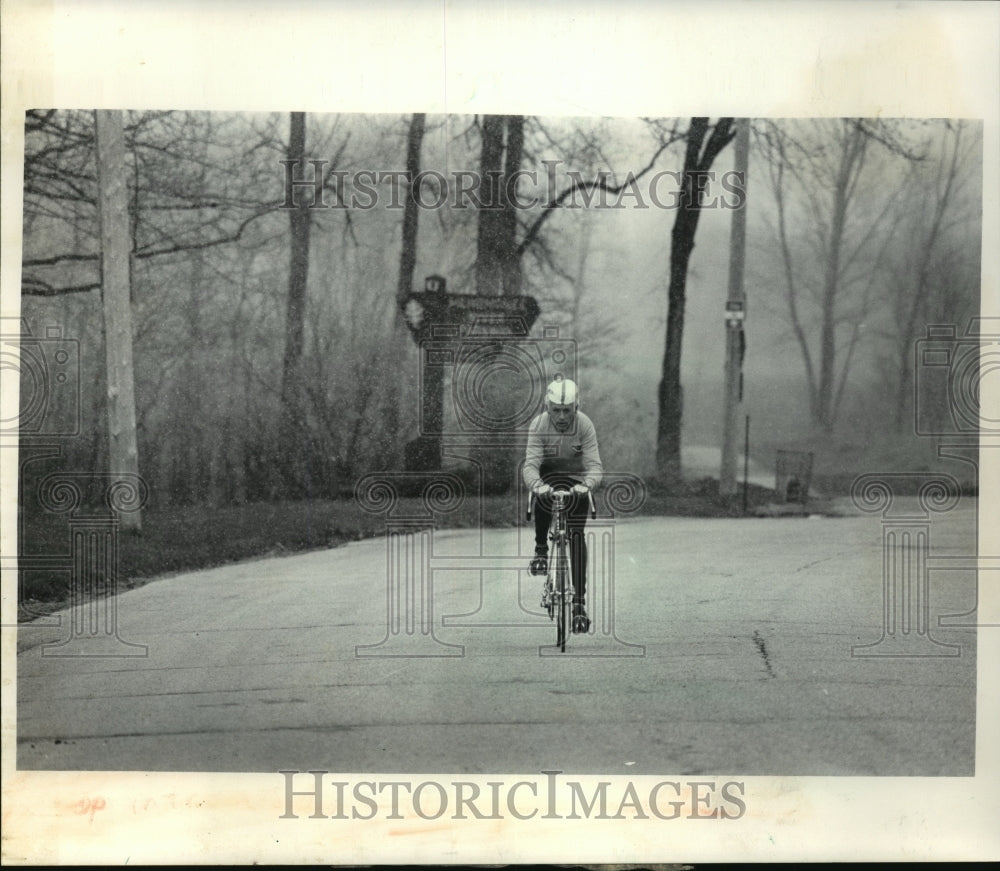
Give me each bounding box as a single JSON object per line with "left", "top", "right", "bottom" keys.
{"left": 523, "top": 376, "right": 603, "bottom": 633}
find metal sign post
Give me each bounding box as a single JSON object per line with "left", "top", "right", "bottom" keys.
{"left": 720, "top": 118, "right": 750, "bottom": 497}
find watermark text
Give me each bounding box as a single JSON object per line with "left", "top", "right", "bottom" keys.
{"left": 280, "top": 160, "right": 746, "bottom": 211}
{"left": 278, "top": 770, "right": 747, "bottom": 821}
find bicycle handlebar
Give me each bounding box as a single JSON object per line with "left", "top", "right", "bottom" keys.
{"left": 526, "top": 488, "right": 597, "bottom": 521}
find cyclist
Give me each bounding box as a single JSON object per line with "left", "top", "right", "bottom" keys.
{"left": 523, "top": 376, "right": 603, "bottom": 633}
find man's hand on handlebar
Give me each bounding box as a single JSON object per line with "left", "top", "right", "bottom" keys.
{"left": 527, "top": 482, "right": 597, "bottom": 520}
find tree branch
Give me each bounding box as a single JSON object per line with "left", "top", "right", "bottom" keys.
{"left": 22, "top": 251, "right": 99, "bottom": 267}
{"left": 517, "top": 132, "right": 681, "bottom": 258}
{"left": 21, "top": 277, "right": 101, "bottom": 296}
{"left": 133, "top": 204, "right": 281, "bottom": 259}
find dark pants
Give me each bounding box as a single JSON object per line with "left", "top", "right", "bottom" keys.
{"left": 534, "top": 490, "right": 589, "bottom": 604}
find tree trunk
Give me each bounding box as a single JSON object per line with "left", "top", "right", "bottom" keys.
{"left": 281, "top": 111, "right": 312, "bottom": 496}
{"left": 473, "top": 114, "right": 526, "bottom": 493}
{"left": 500, "top": 115, "right": 525, "bottom": 297}
{"left": 94, "top": 109, "right": 142, "bottom": 530}
{"left": 384, "top": 112, "right": 426, "bottom": 468}
{"left": 397, "top": 113, "right": 426, "bottom": 307}
{"left": 655, "top": 118, "right": 735, "bottom": 484}
{"left": 475, "top": 115, "right": 506, "bottom": 297}
{"left": 891, "top": 123, "right": 966, "bottom": 431}
{"left": 815, "top": 124, "right": 862, "bottom": 432}
{"left": 656, "top": 207, "right": 698, "bottom": 483}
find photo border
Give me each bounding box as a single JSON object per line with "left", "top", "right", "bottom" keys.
{"left": 2, "top": 0, "right": 998, "bottom": 863}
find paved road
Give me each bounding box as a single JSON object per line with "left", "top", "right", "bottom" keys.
{"left": 17, "top": 503, "right": 978, "bottom": 775}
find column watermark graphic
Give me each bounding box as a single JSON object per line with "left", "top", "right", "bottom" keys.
{"left": 354, "top": 471, "right": 466, "bottom": 658}
{"left": 849, "top": 316, "right": 999, "bottom": 655}
{"left": 933, "top": 443, "right": 999, "bottom": 629}
{"left": 15, "top": 464, "right": 149, "bottom": 657}
{"left": 353, "top": 467, "right": 647, "bottom": 657}
{"left": 851, "top": 473, "right": 962, "bottom": 657}
{"left": 436, "top": 470, "right": 647, "bottom": 657}
{"left": 4, "top": 317, "right": 148, "bottom": 654}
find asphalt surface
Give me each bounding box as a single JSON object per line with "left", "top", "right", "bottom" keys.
{"left": 16, "top": 501, "right": 978, "bottom": 775}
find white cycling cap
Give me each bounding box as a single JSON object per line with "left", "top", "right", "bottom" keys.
{"left": 545, "top": 376, "right": 578, "bottom": 406}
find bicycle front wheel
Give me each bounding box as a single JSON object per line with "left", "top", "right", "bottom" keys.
{"left": 555, "top": 539, "right": 570, "bottom": 652}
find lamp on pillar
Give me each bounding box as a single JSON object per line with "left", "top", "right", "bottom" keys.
{"left": 402, "top": 275, "right": 449, "bottom": 472}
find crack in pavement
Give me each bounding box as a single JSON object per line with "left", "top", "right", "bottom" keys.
{"left": 752, "top": 629, "right": 776, "bottom": 678}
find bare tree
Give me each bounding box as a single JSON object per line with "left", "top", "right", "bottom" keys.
{"left": 472, "top": 114, "right": 525, "bottom": 297}
{"left": 518, "top": 117, "right": 681, "bottom": 289}
{"left": 380, "top": 112, "right": 427, "bottom": 467}
{"left": 94, "top": 110, "right": 141, "bottom": 529}
{"left": 755, "top": 118, "right": 921, "bottom": 433}
{"left": 22, "top": 110, "right": 355, "bottom": 505}
{"left": 878, "top": 120, "right": 981, "bottom": 430}
{"left": 655, "top": 118, "right": 735, "bottom": 483}
{"left": 22, "top": 110, "right": 751, "bottom": 508}
{"left": 278, "top": 112, "right": 312, "bottom": 494}
{"left": 22, "top": 110, "right": 291, "bottom": 299}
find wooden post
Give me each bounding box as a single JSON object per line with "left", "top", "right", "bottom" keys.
{"left": 742, "top": 414, "right": 750, "bottom": 514}
{"left": 95, "top": 110, "right": 142, "bottom": 531}
{"left": 721, "top": 118, "right": 750, "bottom": 496}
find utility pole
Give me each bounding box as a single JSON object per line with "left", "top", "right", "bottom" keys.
{"left": 720, "top": 118, "right": 750, "bottom": 497}
{"left": 95, "top": 110, "right": 142, "bottom": 530}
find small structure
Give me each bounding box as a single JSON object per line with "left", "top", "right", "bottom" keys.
{"left": 400, "top": 275, "right": 543, "bottom": 491}
{"left": 775, "top": 449, "right": 814, "bottom": 503}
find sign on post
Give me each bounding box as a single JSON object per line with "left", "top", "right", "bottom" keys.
{"left": 725, "top": 299, "right": 745, "bottom": 326}
{"left": 400, "top": 275, "right": 543, "bottom": 475}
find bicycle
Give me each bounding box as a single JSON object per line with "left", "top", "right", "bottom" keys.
{"left": 527, "top": 487, "right": 597, "bottom": 652}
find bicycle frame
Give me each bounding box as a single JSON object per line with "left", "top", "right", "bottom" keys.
{"left": 527, "top": 488, "right": 596, "bottom": 652}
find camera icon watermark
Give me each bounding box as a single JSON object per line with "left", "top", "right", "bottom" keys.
{"left": 914, "top": 318, "right": 1000, "bottom": 438}
{"left": 1, "top": 318, "right": 81, "bottom": 438}
{"left": 418, "top": 323, "right": 577, "bottom": 438}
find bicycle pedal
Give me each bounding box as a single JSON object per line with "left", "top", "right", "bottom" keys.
{"left": 572, "top": 614, "right": 590, "bottom": 633}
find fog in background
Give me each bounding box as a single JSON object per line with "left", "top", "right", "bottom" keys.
{"left": 18, "top": 112, "right": 982, "bottom": 505}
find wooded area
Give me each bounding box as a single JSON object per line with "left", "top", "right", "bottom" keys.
{"left": 18, "top": 112, "right": 982, "bottom": 508}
